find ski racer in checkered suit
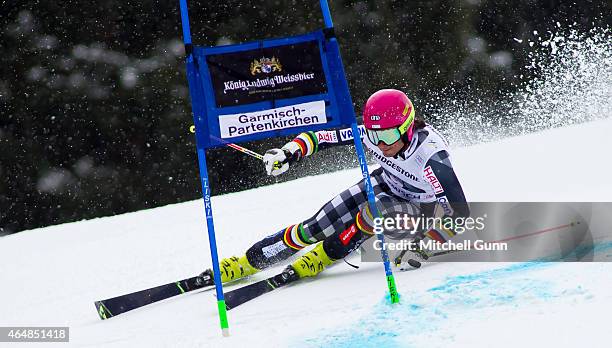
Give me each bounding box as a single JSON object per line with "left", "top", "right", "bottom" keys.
{"left": 211, "top": 89, "right": 469, "bottom": 282}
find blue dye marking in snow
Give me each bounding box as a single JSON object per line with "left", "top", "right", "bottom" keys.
{"left": 428, "top": 260, "right": 552, "bottom": 294}
{"left": 303, "top": 328, "right": 402, "bottom": 348}
{"left": 554, "top": 239, "right": 612, "bottom": 261}
{"left": 299, "top": 298, "right": 411, "bottom": 348}
{"left": 590, "top": 240, "right": 612, "bottom": 257}
{"left": 297, "top": 241, "right": 612, "bottom": 347}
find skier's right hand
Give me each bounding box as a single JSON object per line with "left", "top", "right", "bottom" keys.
{"left": 263, "top": 148, "right": 291, "bottom": 176}
{"left": 263, "top": 141, "right": 302, "bottom": 176}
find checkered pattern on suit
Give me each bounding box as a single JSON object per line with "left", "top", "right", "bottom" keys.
{"left": 299, "top": 167, "right": 421, "bottom": 243}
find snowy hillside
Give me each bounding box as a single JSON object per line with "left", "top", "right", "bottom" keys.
{"left": 2, "top": 118, "right": 612, "bottom": 347}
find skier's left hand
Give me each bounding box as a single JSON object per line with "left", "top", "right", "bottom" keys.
{"left": 394, "top": 238, "right": 430, "bottom": 271}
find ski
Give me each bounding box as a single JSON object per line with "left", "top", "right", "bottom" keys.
{"left": 224, "top": 266, "right": 300, "bottom": 310}
{"left": 94, "top": 270, "right": 214, "bottom": 320}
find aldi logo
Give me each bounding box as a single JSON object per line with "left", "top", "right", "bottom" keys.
{"left": 317, "top": 130, "right": 338, "bottom": 144}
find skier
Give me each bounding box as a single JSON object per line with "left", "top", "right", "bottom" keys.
{"left": 212, "top": 89, "right": 469, "bottom": 283}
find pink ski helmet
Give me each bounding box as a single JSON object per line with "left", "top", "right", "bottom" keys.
{"left": 363, "top": 89, "right": 416, "bottom": 144}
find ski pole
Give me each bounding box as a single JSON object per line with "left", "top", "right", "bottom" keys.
{"left": 190, "top": 125, "right": 283, "bottom": 169}
{"left": 190, "top": 125, "right": 263, "bottom": 160}
{"left": 395, "top": 221, "right": 579, "bottom": 267}
{"left": 227, "top": 143, "right": 284, "bottom": 170}
{"left": 226, "top": 143, "right": 263, "bottom": 160}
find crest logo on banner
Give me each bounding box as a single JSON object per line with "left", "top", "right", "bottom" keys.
{"left": 250, "top": 57, "right": 282, "bottom": 75}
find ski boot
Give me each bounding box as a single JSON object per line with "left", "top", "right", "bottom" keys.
{"left": 201, "top": 255, "right": 260, "bottom": 284}
{"left": 290, "top": 242, "right": 335, "bottom": 278}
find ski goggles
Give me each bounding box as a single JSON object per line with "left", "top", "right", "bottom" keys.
{"left": 365, "top": 112, "right": 415, "bottom": 146}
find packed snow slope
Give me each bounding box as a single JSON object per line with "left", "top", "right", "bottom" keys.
{"left": 2, "top": 118, "right": 612, "bottom": 348}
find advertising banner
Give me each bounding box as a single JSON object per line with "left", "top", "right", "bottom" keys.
{"left": 219, "top": 100, "right": 327, "bottom": 138}
{"left": 207, "top": 41, "right": 328, "bottom": 108}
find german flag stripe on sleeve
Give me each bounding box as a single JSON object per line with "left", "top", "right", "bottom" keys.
{"left": 425, "top": 229, "right": 447, "bottom": 243}
{"left": 293, "top": 138, "right": 307, "bottom": 156}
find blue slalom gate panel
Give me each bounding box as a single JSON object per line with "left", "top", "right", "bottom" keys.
{"left": 185, "top": 29, "right": 357, "bottom": 149}
{"left": 178, "top": 0, "right": 400, "bottom": 336}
